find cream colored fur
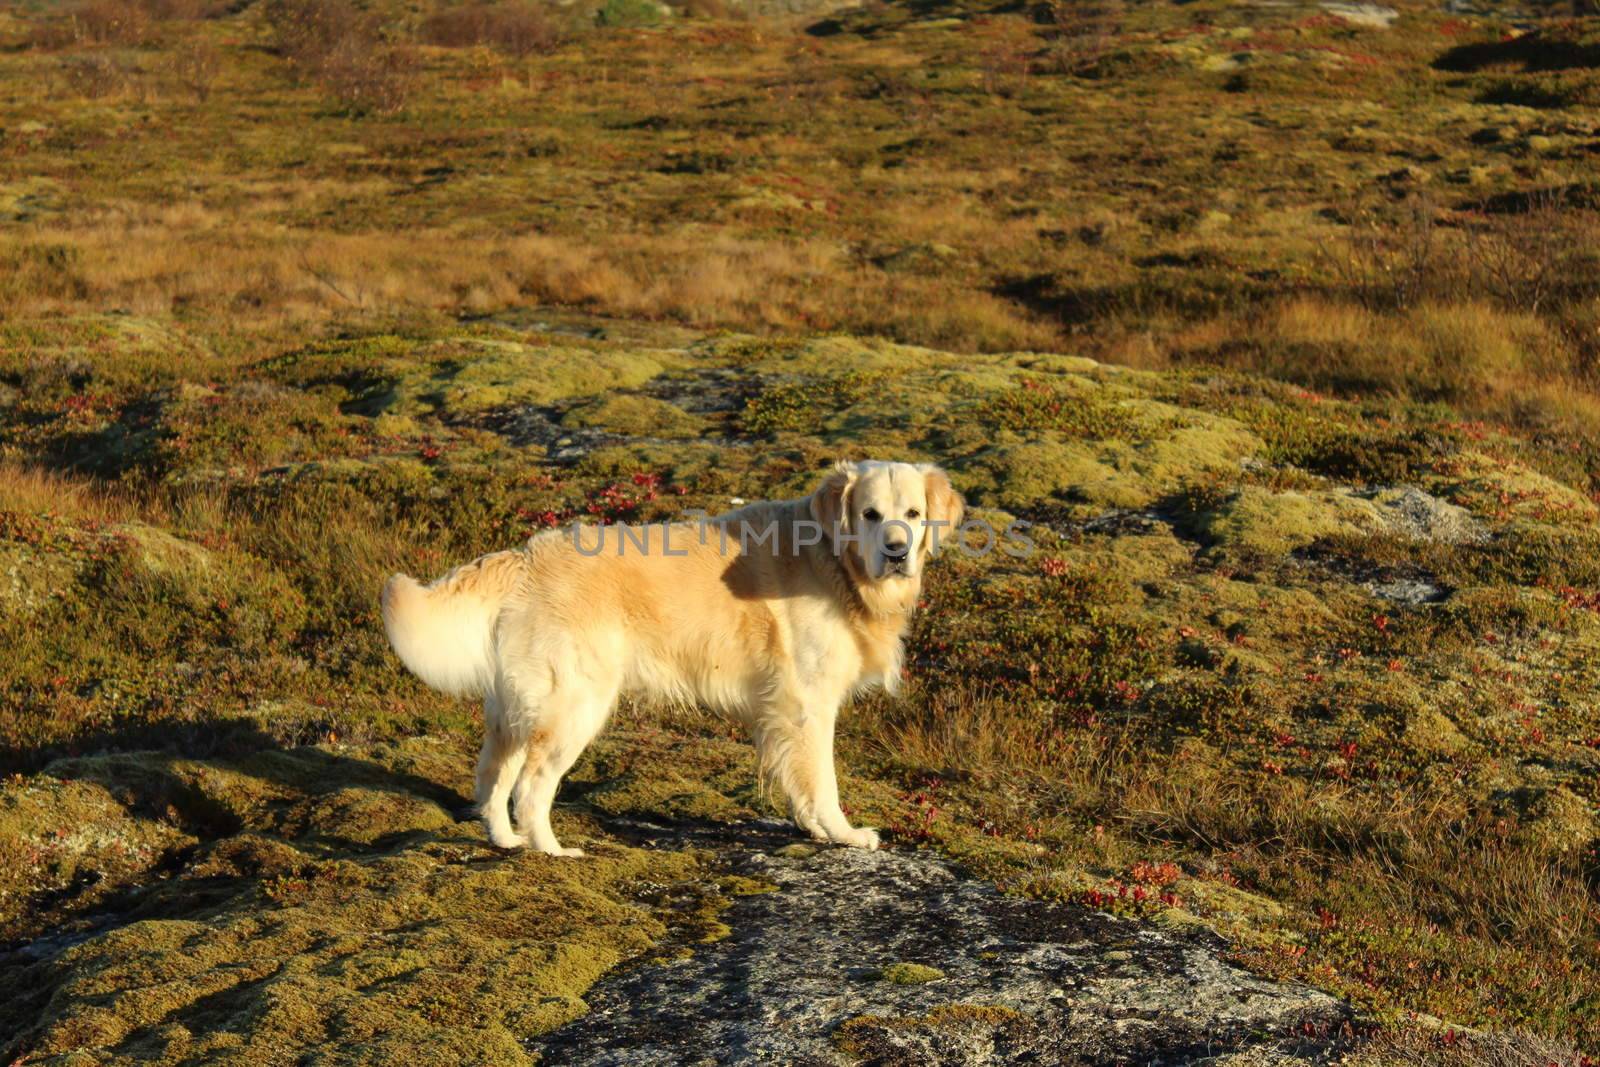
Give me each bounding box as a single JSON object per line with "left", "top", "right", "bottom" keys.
{"left": 381, "top": 460, "right": 964, "bottom": 856}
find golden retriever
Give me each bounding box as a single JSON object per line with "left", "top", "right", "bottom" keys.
{"left": 381, "top": 460, "right": 964, "bottom": 855}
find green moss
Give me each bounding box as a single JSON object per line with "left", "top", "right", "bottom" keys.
{"left": 957, "top": 405, "right": 1260, "bottom": 514}
{"left": 572, "top": 733, "right": 765, "bottom": 823}
{"left": 596, "top": 0, "right": 663, "bottom": 28}
{"left": 741, "top": 370, "right": 890, "bottom": 436}
{"left": 1180, "top": 880, "right": 1286, "bottom": 927}
{"left": 1194, "top": 486, "right": 1382, "bottom": 556}
{"left": 737, "top": 335, "right": 964, "bottom": 376}
{"left": 1441, "top": 452, "right": 1600, "bottom": 527}
{"left": 429, "top": 341, "right": 669, "bottom": 415}
{"left": 561, "top": 394, "right": 707, "bottom": 439}
{"left": 0, "top": 773, "right": 196, "bottom": 940}
{"left": 1513, "top": 786, "right": 1596, "bottom": 858}
{"left": 1403, "top": 708, "right": 1469, "bottom": 758}
{"left": 978, "top": 381, "right": 1141, "bottom": 437}
{"left": 270, "top": 336, "right": 671, "bottom": 419}
{"left": 878, "top": 962, "right": 945, "bottom": 984}
{"left": 1059, "top": 528, "right": 1194, "bottom": 588}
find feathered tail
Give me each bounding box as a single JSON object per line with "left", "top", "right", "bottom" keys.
{"left": 381, "top": 550, "right": 523, "bottom": 697}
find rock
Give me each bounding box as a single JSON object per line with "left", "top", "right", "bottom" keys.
{"left": 1368, "top": 578, "right": 1447, "bottom": 606}
{"left": 535, "top": 819, "right": 1352, "bottom": 1065}
{"left": 1469, "top": 126, "right": 1517, "bottom": 146}
{"left": 1444, "top": 165, "right": 1494, "bottom": 186}
{"left": 878, "top": 242, "right": 960, "bottom": 272}
{"left": 1381, "top": 165, "right": 1431, "bottom": 186}
{"left": 1367, "top": 487, "right": 1487, "bottom": 545}
{"left": 1318, "top": 1, "right": 1397, "bottom": 27}
{"left": 105, "top": 522, "right": 214, "bottom": 576}
{"left": 732, "top": 186, "right": 812, "bottom": 213}
{"left": 0, "top": 542, "right": 74, "bottom": 616}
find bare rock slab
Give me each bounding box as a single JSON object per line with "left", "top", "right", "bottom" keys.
{"left": 535, "top": 820, "right": 1351, "bottom": 1065}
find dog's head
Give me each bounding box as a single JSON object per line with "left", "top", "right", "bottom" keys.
{"left": 809, "top": 460, "right": 965, "bottom": 581}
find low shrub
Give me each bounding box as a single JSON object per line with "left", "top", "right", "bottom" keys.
{"left": 316, "top": 39, "right": 418, "bottom": 115}
{"left": 595, "top": 0, "right": 662, "bottom": 28}
{"left": 57, "top": 53, "right": 138, "bottom": 99}
{"left": 167, "top": 36, "right": 221, "bottom": 102}
{"left": 419, "top": 2, "right": 562, "bottom": 57}
{"left": 261, "top": 0, "right": 416, "bottom": 114}
{"left": 70, "top": 0, "right": 156, "bottom": 45}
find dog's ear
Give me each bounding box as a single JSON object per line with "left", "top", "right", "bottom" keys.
{"left": 809, "top": 461, "right": 857, "bottom": 537}
{"left": 919, "top": 464, "right": 965, "bottom": 552}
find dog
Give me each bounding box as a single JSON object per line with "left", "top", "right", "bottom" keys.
{"left": 381, "top": 460, "right": 964, "bottom": 856}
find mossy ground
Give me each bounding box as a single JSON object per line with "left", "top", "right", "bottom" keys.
{"left": 4, "top": 317, "right": 1598, "bottom": 1061}
{"left": 0, "top": 735, "right": 742, "bottom": 1065}
{"left": 4, "top": 0, "right": 1600, "bottom": 1061}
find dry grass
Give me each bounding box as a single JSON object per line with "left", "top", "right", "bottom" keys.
{"left": 1348, "top": 1026, "right": 1588, "bottom": 1067}
{"left": 0, "top": 217, "right": 1058, "bottom": 349}
{"left": 22, "top": 0, "right": 221, "bottom": 49}
{"left": 6, "top": 2, "right": 1600, "bottom": 404}
{"left": 314, "top": 38, "right": 418, "bottom": 114}
{"left": 1144, "top": 295, "right": 1600, "bottom": 435}
{"left": 0, "top": 461, "right": 135, "bottom": 523}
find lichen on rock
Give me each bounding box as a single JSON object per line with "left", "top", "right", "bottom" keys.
{"left": 533, "top": 819, "right": 1351, "bottom": 1065}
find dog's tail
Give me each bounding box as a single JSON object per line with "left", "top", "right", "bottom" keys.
{"left": 381, "top": 550, "right": 523, "bottom": 697}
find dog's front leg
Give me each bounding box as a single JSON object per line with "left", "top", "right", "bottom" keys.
{"left": 758, "top": 697, "right": 879, "bottom": 850}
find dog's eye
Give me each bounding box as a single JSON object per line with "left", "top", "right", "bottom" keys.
{"left": 862, "top": 508, "right": 881, "bottom": 523}
{"left": 906, "top": 509, "right": 921, "bottom": 520}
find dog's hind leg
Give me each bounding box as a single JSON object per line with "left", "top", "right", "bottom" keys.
{"left": 511, "top": 690, "right": 614, "bottom": 857}
{"left": 477, "top": 693, "right": 529, "bottom": 849}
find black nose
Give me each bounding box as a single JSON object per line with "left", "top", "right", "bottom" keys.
{"left": 883, "top": 542, "right": 908, "bottom": 561}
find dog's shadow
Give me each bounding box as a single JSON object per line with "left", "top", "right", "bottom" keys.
{"left": 2, "top": 719, "right": 483, "bottom": 953}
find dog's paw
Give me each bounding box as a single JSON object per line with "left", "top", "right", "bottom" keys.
{"left": 835, "top": 826, "right": 880, "bottom": 851}
{"left": 803, "top": 822, "right": 830, "bottom": 844}
{"left": 488, "top": 832, "right": 527, "bottom": 850}
{"left": 552, "top": 846, "right": 586, "bottom": 858}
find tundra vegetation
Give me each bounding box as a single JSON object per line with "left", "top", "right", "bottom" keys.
{"left": 2, "top": 0, "right": 1600, "bottom": 1061}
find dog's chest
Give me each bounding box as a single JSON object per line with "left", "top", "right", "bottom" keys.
{"left": 787, "top": 598, "right": 904, "bottom": 695}
{"left": 849, "top": 615, "right": 906, "bottom": 694}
